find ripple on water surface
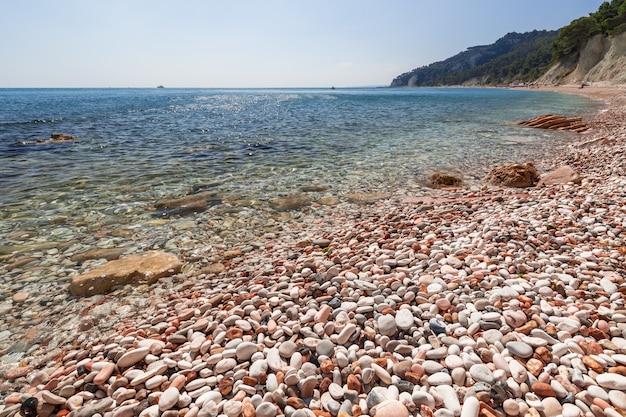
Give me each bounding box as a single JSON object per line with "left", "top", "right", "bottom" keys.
{"left": 0, "top": 87, "right": 595, "bottom": 248}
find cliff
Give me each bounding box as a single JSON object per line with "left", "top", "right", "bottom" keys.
{"left": 390, "top": 31, "right": 557, "bottom": 87}
{"left": 537, "top": 31, "right": 626, "bottom": 86}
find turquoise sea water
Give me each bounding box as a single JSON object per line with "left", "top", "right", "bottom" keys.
{"left": 0, "top": 87, "right": 595, "bottom": 243}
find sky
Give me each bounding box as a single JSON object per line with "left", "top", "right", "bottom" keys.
{"left": 0, "top": 0, "right": 606, "bottom": 88}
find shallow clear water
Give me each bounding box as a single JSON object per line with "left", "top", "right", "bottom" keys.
{"left": 0, "top": 87, "right": 595, "bottom": 240}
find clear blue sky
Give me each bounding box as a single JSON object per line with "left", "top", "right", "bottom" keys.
{"left": 0, "top": 0, "right": 605, "bottom": 88}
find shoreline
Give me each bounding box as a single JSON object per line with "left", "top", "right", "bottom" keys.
{"left": 1, "top": 87, "right": 626, "bottom": 416}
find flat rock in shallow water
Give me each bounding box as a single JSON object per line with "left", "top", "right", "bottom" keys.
{"left": 154, "top": 190, "right": 221, "bottom": 216}
{"left": 70, "top": 251, "right": 182, "bottom": 296}
{"left": 270, "top": 194, "right": 311, "bottom": 211}
{"left": 71, "top": 247, "right": 128, "bottom": 263}
{"left": 344, "top": 192, "right": 390, "bottom": 204}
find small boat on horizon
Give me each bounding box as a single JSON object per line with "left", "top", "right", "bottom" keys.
{"left": 157, "top": 85, "right": 164, "bottom": 89}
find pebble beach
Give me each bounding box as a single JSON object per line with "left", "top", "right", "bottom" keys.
{"left": 1, "top": 86, "right": 626, "bottom": 417}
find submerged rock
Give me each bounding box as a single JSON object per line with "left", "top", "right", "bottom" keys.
{"left": 70, "top": 251, "right": 182, "bottom": 296}
{"left": 344, "top": 192, "right": 390, "bottom": 204}
{"left": 71, "top": 247, "right": 129, "bottom": 263}
{"left": 270, "top": 194, "right": 312, "bottom": 211}
{"left": 428, "top": 172, "right": 462, "bottom": 188}
{"left": 18, "top": 133, "right": 76, "bottom": 145}
{"left": 154, "top": 190, "right": 222, "bottom": 216}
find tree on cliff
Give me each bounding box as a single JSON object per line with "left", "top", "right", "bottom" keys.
{"left": 552, "top": 17, "right": 601, "bottom": 59}
{"left": 553, "top": 0, "right": 626, "bottom": 60}
{"left": 390, "top": 0, "right": 626, "bottom": 87}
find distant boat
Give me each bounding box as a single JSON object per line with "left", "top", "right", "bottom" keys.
{"left": 330, "top": 86, "right": 336, "bottom": 90}
{"left": 157, "top": 85, "right": 164, "bottom": 89}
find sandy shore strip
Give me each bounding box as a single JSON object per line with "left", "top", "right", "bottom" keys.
{"left": 534, "top": 84, "right": 626, "bottom": 103}
{"left": 1, "top": 86, "right": 626, "bottom": 417}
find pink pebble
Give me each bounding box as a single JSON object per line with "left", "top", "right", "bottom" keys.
{"left": 93, "top": 362, "right": 115, "bottom": 385}
{"left": 375, "top": 400, "right": 409, "bottom": 417}
{"left": 436, "top": 298, "right": 451, "bottom": 310}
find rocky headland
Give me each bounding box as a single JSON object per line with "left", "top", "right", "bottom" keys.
{"left": 1, "top": 86, "right": 626, "bottom": 417}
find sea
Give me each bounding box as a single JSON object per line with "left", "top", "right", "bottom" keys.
{"left": 0, "top": 87, "right": 596, "bottom": 255}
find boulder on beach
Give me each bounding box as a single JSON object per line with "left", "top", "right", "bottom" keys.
{"left": 518, "top": 114, "right": 589, "bottom": 132}
{"left": 537, "top": 165, "right": 582, "bottom": 186}
{"left": 484, "top": 162, "right": 540, "bottom": 188}
{"left": 428, "top": 173, "right": 462, "bottom": 188}
{"left": 70, "top": 251, "right": 182, "bottom": 296}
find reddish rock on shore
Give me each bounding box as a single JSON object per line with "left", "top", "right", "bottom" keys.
{"left": 537, "top": 165, "right": 582, "bottom": 186}
{"left": 428, "top": 172, "right": 462, "bottom": 188}
{"left": 484, "top": 162, "right": 540, "bottom": 188}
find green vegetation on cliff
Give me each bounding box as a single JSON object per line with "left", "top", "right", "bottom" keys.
{"left": 390, "top": 31, "right": 557, "bottom": 87}
{"left": 553, "top": 0, "right": 626, "bottom": 59}
{"left": 391, "top": 0, "right": 626, "bottom": 87}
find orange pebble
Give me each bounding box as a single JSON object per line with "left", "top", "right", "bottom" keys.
{"left": 242, "top": 401, "right": 255, "bottom": 417}
{"left": 347, "top": 374, "right": 361, "bottom": 392}
{"left": 3, "top": 395, "right": 21, "bottom": 405}
{"left": 609, "top": 365, "right": 626, "bottom": 376}
{"left": 121, "top": 327, "right": 137, "bottom": 336}
{"left": 170, "top": 374, "right": 187, "bottom": 391}
{"left": 411, "top": 363, "right": 425, "bottom": 378}
{"left": 49, "top": 367, "right": 66, "bottom": 379}
{"left": 592, "top": 398, "right": 611, "bottom": 410}
{"left": 531, "top": 382, "right": 555, "bottom": 397}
